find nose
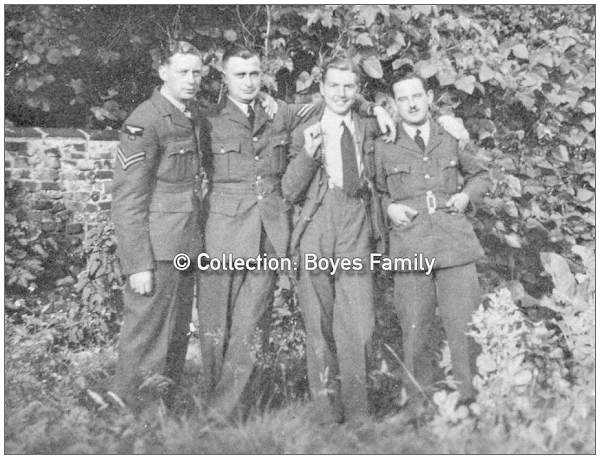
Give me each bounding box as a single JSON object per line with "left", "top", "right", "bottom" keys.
{"left": 186, "top": 71, "right": 196, "bottom": 84}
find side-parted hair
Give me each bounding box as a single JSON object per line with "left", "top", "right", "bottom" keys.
{"left": 322, "top": 55, "right": 362, "bottom": 83}
{"left": 159, "top": 40, "right": 203, "bottom": 66}
{"left": 390, "top": 64, "right": 431, "bottom": 93}
{"left": 222, "top": 44, "right": 260, "bottom": 66}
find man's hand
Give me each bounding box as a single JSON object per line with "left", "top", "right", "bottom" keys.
{"left": 257, "top": 91, "right": 278, "bottom": 119}
{"left": 446, "top": 192, "right": 470, "bottom": 213}
{"left": 129, "top": 270, "right": 153, "bottom": 295}
{"left": 437, "top": 114, "right": 470, "bottom": 149}
{"left": 373, "top": 106, "right": 396, "bottom": 143}
{"left": 303, "top": 123, "right": 322, "bottom": 158}
{"left": 387, "top": 203, "right": 418, "bottom": 225}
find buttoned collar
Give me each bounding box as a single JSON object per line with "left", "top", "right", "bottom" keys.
{"left": 321, "top": 107, "right": 354, "bottom": 131}
{"left": 160, "top": 86, "right": 189, "bottom": 114}
{"left": 228, "top": 96, "right": 256, "bottom": 117}
{"left": 402, "top": 119, "right": 430, "bottom": 144}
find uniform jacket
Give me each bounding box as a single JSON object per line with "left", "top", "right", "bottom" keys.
{"left": 111, "top": 88, "right": 207, "bottom": 275}
{"left": 202, "top": 98, "right": 323, "bottom": 259}
{"left": 374, "top": 120, "right": 489, "bottom": 269}
{"left": 282, "top": 105, "right": 386, "bottom": 252}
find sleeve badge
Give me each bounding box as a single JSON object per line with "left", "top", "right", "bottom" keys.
{"left": 123, "top": 124, "right": 145, "bottom": 140}
{"left": 117, "top": 146, "right": 146, "bottom": 170}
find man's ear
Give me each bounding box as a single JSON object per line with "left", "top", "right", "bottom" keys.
{"left": 426, "top": 89, "right": 434, "bottom": 105}
{"left": 158, "top": 64, "right": 167, "bottom": 83}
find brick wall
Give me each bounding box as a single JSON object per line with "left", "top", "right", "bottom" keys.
{"left": 5, "top": 126, "right": 119, "bottom": 238}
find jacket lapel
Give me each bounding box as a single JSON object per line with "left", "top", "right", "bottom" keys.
{"left": 396, "top": 123, "right": 423, "bottom": 156}
{"left": 151, "top": 88, "right": 194, "bottom": 129}
{"left": 224, "top": 98, "right": 252, "bottom": 130}
{"left": 252, "top": 102, "right": 269, "bottom": 135}
{"left": 425, "top": 121, "right": 444, "bottom": 156}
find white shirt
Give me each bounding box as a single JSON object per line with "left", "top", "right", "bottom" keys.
{"left": 228, "top": 96, "right": 256, "bottom": 118}
{"left": 402, "top": 120, "right": 430, "bottom": 146}
{"left": 160, "top": 87, "right": 190, "bottom": 116}
{"left": 320, "top": 108, "right": 363, "bottom": 189}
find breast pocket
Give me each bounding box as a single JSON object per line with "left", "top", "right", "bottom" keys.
{"left": 269, "top": 134, "right": 291, "bottom": 175}
{"left": 386, "top": 162, "right": 411, "bottom": 199}
{"left": 211, "top": 139, "right": 240, "bottom": 179}
{"left": 158, "top": 139, "right": 198, "bottom": 182}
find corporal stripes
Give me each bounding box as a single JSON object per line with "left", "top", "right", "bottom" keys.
{"left": 117, "top": 146, "right": 146, "bottom": 170}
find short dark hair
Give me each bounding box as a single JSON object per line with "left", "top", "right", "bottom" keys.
{"left": 222, "top": 44, "right": 260, "bottom": 66}
{"left": 390, "top": 64, "right": 430, "bottom": 94}
{"left": 159, "top": 40, "right": 202, "bottom": 66}
{"left": 321, "top": 55, "right": 362, "bottom": 83}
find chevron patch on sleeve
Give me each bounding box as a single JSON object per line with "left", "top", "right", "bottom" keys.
{"left": 117, "top": 146, "right": 146, "bottom": 170}
{"left": 297, "top": 104, "right": 315, "bottom": 118}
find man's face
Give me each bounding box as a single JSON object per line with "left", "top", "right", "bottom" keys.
{"left": 392, "top": 77, "right": 433, "bottom": 126}
{"left": 320, "top": 68, "right": 360, "bottom": 116}
{"left": 158, "top": 53, "right": 203, "bottom": 103}
{"left": 223, "top": 56, "right": 262, "bottom": 104}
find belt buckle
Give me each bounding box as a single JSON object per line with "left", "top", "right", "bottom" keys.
{"left": 426, "top": 190, "right": 437, "bottom": 214}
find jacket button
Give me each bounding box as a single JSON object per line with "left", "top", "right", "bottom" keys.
{"left": 257, "top": 195, "right": 263, "bottom": 200}
{"left": 450, "top": 160, "right": 457, "bottom": 166}
{"left": 253, "top": 137, "right": 258, "bottom": 142}
{"left": 256, "top": 175, "right": 262, "bottom": 180}
{"left": 254, "top": 156, "right": 260, "bottom": 161}
{"left": 281, "top": 140, "right": 286, "bottom": 145}
{"left": 393, "top": 167, "right": 398, "bottom": 172}
{"left": 220, "top": 148, "right": 225, "bottom": 153}
{"left": 423, "top": 156, "right": 430, "bottom": 162}
{"left": 180, "top": 149, "right": 185, "bottom": 154}
{"left": 424, "top": 174, "right": 431, "bottom": 179}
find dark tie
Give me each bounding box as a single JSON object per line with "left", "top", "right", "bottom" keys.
{"left": 341, "top": 121, "right": 360, "bottom": 196}
{"left": 247, "top": 104, "right": 255, "bottom": 130}
{"left": 414, "top": 128, "right": 426, "bottom": 152}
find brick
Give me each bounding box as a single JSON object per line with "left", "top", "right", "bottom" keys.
{"left": 21, "top": 181, "right": 41, "bottom": 191}
{"left": 32, "top": 199, "right": 53, "bottom": 210}
{"left": 73, "top": 192, "right": 91, "bottom": 201}
{"left": 14, "top": 156, "right": 29, "bottom": 168}
{"left": 41, "top": 182, "right": 60, "bottom": 191}
{"left": 45, "top": 147, "right": 60, "bottom": 156}
{"left": 60, "top": 170, "right": 81, "bottom": 181}
{"left": 61, "top": 159, "right": 77, "bottom": 167}
{"left": 89, "top": 150, "right": 115, "bottom": 160}
{"left": 98, "top": 201, "right": 111, "bottom": 210}
{"left": 5, "top": 170, "right": 10, "bottom": 180}
{"left": 85, "top": 203, "right": 98, "bottom": 212}
{"left": 51, "top": 202, "right": 67, "bottom": 213}
{"left": 77, "top": 160, "right": 95, "bottom": 171}
{"left": 5, "top": 159, "right": 12, "bottom": 168}
{"left": 95, "top": 170, "right": 113, "bottom": 180}
{"left": 35, "top": 169, "right": 59, "bottom": 181}
{"left": 40, "top": 220, "right": 58, "bottom": 232}
{"left": 18, "top": 169, "right": 32, "bottom": 179}
{"left": 66, "top": 222, "right": 84, "bottom": 234}
{"left": 73, "top": 143, "right": 86, "bottom": 152}
{"left": 5, "top": 141, "right": 27, "bottom": 154}
{"left": 70, "top": 153, "right": 86, "bottom": 160}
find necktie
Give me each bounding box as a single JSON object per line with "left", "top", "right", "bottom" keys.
{"left": 341, "top": 121, "right": 360, "bottom": 196}
{"left": 247, "top": 104, "right": 255, "bottom": 130}
{"left": 414, "top": 128, "right": 426, "bottom": 152}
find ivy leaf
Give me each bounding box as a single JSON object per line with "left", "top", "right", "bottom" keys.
{"left": 504, "top": 233, "right": 523, "bottom": 248}
{"left": 415, "top": 59, "right": 437, "bottom": 79}
{"left": 356, "top": 33, "right": 373, "bottom": 47}
{"left": 580, "top": 101, "right": 595, "bottom": 114}
{"left": 361, "top": 55, "right": 383, "bottom": 79}
{"left": 223, "top": 30, "right": 237, "bottom": 42}
{"left": 540, "top": 252, "right": 576, "bottom": 299}
{"left": 512, "top": 44, "right": 529, "bottom": 60}
{"left": 26, "top": 52, "right": 41, "bottom": 65}
{"left": 454, "top": 75, "right": 476, "bottom": 94}
{"left": 479, "top": 64, "right": 495, "bottom": 82}
{"left": 68, "top": 78, "right": 84, "bottom": 95}
{"left": 356, "top": 5, "right": 382, "bottom": 26}
{"left": 46, "top": 47, "right": 62, "bottom": 65}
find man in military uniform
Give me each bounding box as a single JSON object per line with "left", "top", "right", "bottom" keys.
{"left": 374, "top": 69, "right": 489, "bottom": 404}
{"left": 281, "top": 57, "right": 386, "bottom": 423}
{"left": 197, "top": 45, "right": 395, "bottom": 417}
{"left": 111, "top": 41, "right": 207, "bottom": 411}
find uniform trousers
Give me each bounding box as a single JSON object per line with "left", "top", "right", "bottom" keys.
{"left": 196, "top": 227, "right": 277, "bottom": 416}
{"left": 393, "top": 262, "right": 480, "bottom": 401}
{"left": 298, "top": 187, "right": 375, "bottom": 422}
{"left": 113, "top": 261, "right": 194, "bottom": 410}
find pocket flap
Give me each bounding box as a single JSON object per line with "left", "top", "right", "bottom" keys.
{"left": 149, "top": 190, "right": 195, "bottom": 212}
{"left": 387, "top": 162, "right": 411, "bottom": 175}
{"left": 165, "top": 139, "right": 196, "bottom": 157}
{"left": 214, "top": 140, "right": 240, "bottom": 154}
{"left": 270, "top": 135, "right": 291, "bottom": 147}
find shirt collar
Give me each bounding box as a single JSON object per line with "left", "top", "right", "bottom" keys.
{"left": 160, "top": 86, "right": 188, "bottom": 114}
{"left": 402, "top": 119, "right": 430, "bottom": 140}
{"left": 228, "top": 96, "right": 256, "bottom": 116}
{"left": 322, "top": 107, "right": 353, "bottom": 129}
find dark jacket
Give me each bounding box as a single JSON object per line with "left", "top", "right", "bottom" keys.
{"left": 374, "top": 120, "right": 489, "bottom": 269}
{"left": 282, "top": 105, "right": 386, "bottom": 252}
{"left": 111, "top": 88, "right": 207, "bottom": 275}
